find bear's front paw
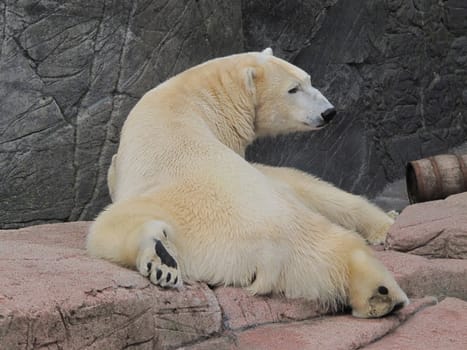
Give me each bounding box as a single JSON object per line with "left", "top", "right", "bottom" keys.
{"left": 365, "top": 231, "right": 387, "bottom": 245}
{"left": 365, "top": 218, "right": 394, "bottom": 245}
{"left": 351, "top": 284, "right": 409, "bottom": 318}
{"left": 136, "top": 221, "right": 182, "bottom": 288}
{"left": 348, "top": 249, "right": 409, "bottom": 318}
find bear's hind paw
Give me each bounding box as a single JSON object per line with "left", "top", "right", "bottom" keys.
{"left": 136, "top": 222, "right": 182, "bottom": 288}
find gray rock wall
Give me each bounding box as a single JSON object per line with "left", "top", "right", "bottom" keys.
{"left": 1, "top": 0, "right": 466, "bottom": 228}
{"left": 0, "top": 0, "right": 242, "bottom": 228}
{"left": 244, "top": 0, "right": 467, "bottom": 197}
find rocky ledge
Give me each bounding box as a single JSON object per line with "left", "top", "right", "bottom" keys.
{"left": 1, "top": 193, "right": 467, "bottom": 349}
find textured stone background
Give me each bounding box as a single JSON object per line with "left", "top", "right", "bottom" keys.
{"left": 1, "top": 0, "right": 466, "bottom": 228}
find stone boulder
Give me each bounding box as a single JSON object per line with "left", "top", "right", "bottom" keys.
{"left": 386, "top": 192, "right": 467, "bottom": 259}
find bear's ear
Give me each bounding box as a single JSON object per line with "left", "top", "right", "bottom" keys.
{"left": 244, "top": 67, "right": 256, "bottom": 95}
{"left": 262, "top": 47, "right": 273, "bottom": 56}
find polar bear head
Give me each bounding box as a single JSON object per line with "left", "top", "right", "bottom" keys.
{"left": 247, "top": 48, "right": 336, "bottom": 137}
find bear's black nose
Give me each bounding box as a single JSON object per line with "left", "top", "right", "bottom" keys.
{"left": 321, "top": 108, "right": 336, "bottom": 123}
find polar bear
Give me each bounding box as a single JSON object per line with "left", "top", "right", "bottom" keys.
{"left": 87, "top": 48, "right": 409, "bottom": 318}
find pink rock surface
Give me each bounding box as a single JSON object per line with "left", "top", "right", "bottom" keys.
{"left": 233, "top": 298, "right": 436, "bottom": 350}
{"left": 365, "top": 297, "right": 467, "bottom": 350}
{"left": 376, "top": 250, "right": 467, "bottom": 300}
{"left": 214, "top": 287, "right": 322, "bottom": 330}
{"left": 0, "top": 223, "right": 221, "bottom": 350}
{"left": 179, "top": 336, "right": 236, "bottom": 350}
{"left": 1, "top": 216, "right": 467, "bottom": 349}
{"left": 387, "top": 192, "right": 467, "bottom": 259}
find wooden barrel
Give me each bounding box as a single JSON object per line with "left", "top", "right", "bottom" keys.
{"left": 406, "top": 154, "right": 467, "bottom": 204}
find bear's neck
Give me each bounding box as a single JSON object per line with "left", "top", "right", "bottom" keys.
{"left": 166, "top": 58, "right": 259, "bottom": 157}
{"left": 202, "top": 107, "right": 256, "bottom": 157}
{"left": 193, "top": 79, "right": 257, "bottom": 157}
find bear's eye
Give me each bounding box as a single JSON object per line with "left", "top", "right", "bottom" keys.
{"left": 288, "top": 86, "right": 299, "bottom": 94}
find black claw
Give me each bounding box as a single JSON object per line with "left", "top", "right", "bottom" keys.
{"left": 392, "top": 302, "right": 405, "bottom": 312}
{"left": 147, "top": 262, "right": 152, "bottom": 271}
{"left": 156, "top": 268, "right": 162, "bottom": 280}
{"left": 173, "top": 276, "right": 178, "bottom": 285}
{"left": 155, "top": 240, "right": 178, "bottom": 268}
{"left": 166, "top": 272, "right": 171, "bottom": 282}
{"left": 378, "top": 286, "right": 389, "bottom": 295}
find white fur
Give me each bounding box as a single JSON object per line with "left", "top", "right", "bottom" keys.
{"left": 87, "top": 50, "right": 408, "bottom": 317}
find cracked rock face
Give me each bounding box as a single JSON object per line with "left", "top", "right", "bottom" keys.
{"left": 0, "top": 0, "right": 242, "bottom": 228}
{"left": 1, "top": 0, "right": 466, "bottom": 228}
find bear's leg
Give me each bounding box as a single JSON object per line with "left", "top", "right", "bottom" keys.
{"left": 283, "top": 214, "right": 409, "bottom": 317}
{"left": 254, "top": 164, "right": 393, "bottom": 244}
{"left": 87, "top": 200, "right": 182, "bottom": 288}
{"left": 246, "top": 247, "right": 287, "bottom": 295}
